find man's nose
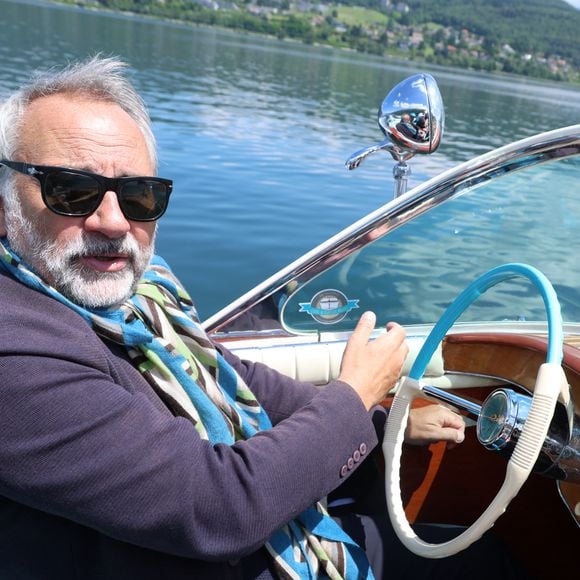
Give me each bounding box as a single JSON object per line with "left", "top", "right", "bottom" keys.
{"left": 83, "top": 190, "right": 131, "bottom": 238}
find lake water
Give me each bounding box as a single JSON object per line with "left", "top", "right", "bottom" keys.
{"left": 2, "top": 0, "right": 580, "bottom": 320}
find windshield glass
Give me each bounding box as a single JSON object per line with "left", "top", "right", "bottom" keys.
{"left": 281, "top": 155, "right": 580, "bottom": 334}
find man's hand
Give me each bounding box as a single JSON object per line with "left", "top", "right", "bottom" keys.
{"left": 405, "top": 404, "right": 466, "bottom": 449}
{"left": 338, "top": 311, "right": 409, "bottom": 411}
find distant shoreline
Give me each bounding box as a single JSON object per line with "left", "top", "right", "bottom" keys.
{"left": 7, "top": 0, "right": 580, "bottom": 88}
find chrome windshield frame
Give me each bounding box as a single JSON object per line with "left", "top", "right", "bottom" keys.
{"left": 204, "top": 125, "right": 580, "bottom": 335}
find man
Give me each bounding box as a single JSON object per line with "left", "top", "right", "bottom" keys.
{"left": 395, "top": 113, "right": 420, "bottom": 141}
{"left": 0, "top": 57, "right": 472, "bottom": 579}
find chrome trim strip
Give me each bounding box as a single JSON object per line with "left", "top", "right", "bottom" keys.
{"left": 422, "top": 384, "right": 483, "bottom": 417}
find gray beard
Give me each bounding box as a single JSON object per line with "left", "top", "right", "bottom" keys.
{"left": 3, "top": 189, "right": 154, "bottom": 309}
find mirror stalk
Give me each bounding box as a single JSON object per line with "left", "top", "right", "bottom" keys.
{"left": 393, "top": 161, "right": 410, "bottom": 198}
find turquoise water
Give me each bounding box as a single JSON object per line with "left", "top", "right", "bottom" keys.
{"left": 2, "top": 0, "right": 580, "bottom": 319}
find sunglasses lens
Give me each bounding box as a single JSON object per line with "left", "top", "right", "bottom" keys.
{"left": 119, "top": 179, "right": 170, "bottom": 221}
{"left": 44, "top": 171, "right": 101, "bottom": 216}
{"left": 41, "top": 169, "right": 170, "bottom": 221}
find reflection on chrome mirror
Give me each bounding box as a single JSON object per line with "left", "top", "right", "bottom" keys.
{"left": 379, "top": 73, "right": 444, "bottom": 155}
{"left": 346, "top": 73, "right": 444, "bottom": 199}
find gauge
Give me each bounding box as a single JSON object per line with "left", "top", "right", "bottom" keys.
{"left": 477, "top": 390, "right": 511, "bottom": 449}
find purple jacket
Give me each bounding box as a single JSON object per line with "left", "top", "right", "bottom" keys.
{"left": 0, "top": 271, "right": 380, "bottom": 579}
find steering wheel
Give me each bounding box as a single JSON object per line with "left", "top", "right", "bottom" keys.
{"left": 383, "top": 263, "right": 569, "bottom": 558}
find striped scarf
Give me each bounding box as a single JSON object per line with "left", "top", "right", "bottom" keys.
{"left": 0, "top": 241, "right": 372, "bottom": 579}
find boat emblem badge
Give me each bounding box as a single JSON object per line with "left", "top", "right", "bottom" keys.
{"left": 299, "top": 290, "right": 359, "bottom": 324}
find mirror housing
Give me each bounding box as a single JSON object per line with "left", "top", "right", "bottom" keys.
{"left": 345, "top": 72, "right": 444, "bottom": 198}
{"left": 378, "top": 73, "right": 444, "bottom": 157}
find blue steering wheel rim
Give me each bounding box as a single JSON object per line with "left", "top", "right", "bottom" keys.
{"left": 409, "top": 263, "right": 563, "bottom": 380}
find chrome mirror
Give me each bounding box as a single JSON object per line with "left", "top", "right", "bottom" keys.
{"left": 346, "top": 73, "right": 444, "bottom": 198}
{"left": 379, "top": 73, "right": 444, "bottom": 156}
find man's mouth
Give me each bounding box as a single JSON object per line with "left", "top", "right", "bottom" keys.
{"left": 79, "top": 254, "right": 131, "bottom": 273}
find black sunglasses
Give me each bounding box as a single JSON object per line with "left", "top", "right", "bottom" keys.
{"left": 0, "top": 160, "right": 173, "bottom": 222}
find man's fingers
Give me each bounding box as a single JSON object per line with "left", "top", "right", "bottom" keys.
{"left": 438, "top": 426, "right": 465, "bottom": 444}
{"left": 347, "top": 311, "right": 376, "bottom": 349}
{"left": 406, "top": 405, "right": 466, "bottom": 446}
{"left": 340, "top": 314, "right": 409, "bottom": 410}
{"left": 437, "top": 406, "right": 466, "bottom": 430}
{"left": 375, "top": 322, "right": 407, "bottom": 351}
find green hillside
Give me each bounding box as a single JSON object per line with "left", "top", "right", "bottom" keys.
{"left": 404, "top": 0, "right": 580, "bottom": 66}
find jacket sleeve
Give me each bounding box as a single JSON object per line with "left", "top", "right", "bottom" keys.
{"left": 0, "top": 284, "right": 379, "bottom": 562}
{"left": 218, "top": 343, "right": 389, "bottom": 508}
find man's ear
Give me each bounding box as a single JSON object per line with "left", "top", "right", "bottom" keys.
{"left": 0, "top": 195, "right": 7, "bottom": 237}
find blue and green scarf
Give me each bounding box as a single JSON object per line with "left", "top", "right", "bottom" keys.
{"left": 0, "top": 240, "right": 372, "bottom": 579}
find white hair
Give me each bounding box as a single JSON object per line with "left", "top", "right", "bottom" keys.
{"left": 0, "top": 55, "right": 158, "bottom": 199}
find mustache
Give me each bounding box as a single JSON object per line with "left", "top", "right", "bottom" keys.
{"left": 65, "top": 234, "right": 140, "bottom": 262}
